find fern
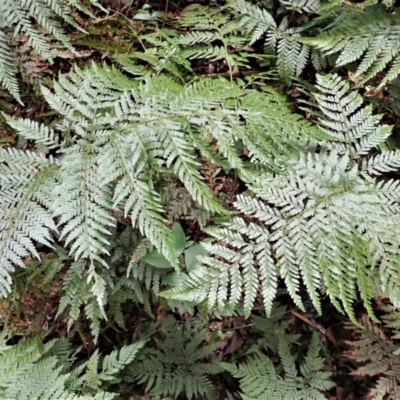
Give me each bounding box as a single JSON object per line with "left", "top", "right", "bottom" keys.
{"left": 2, "top": 57, "right": 326, "bottom": 301}
{"left": 302, "top": 4, "right": 400, "bottom": 88}
{"left": 345, "top": 302, "right": 400, "bottom": 400}
{"left": 0, "top": 334, "right": 138, "bottom": 399}
{"left": 223, "top": 333, "right": 334, "bottom": 400}
{"left": 175, "top": 4, "right": 250, "bottom": 79}
{"left": 0, "top": 148, "right": 57, "bottom": 298}
{"left": 162, "top": 74, "right": 400, "bottom": 322}
{"left": 251, "top": 303, "right": 302, "bottom": 353}
{"left": 0, "top": 0, "right": 102, "bottom": 102}
{"left": 230, "top": 0, "right": 312, "bottom": 79}
{"left": 127, "top": 316, "right": 223, "bottom": 399}
{"left": 0, "top": 30, "right": 19, "bottom": 102}
{"left": 280, "top": 0, "right": 321, "bottom": 14}
{"left": 310, "top": 74, "right": 394, "bottom": 157}
{"left": 57, "top": 256, "right": 146, "bottom": 338}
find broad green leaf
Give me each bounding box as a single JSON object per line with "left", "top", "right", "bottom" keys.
{"left": 172, "top": 222, "right": 187, "bottom": 255}
{"left": 163, "top": 271, "right": 184, "bottom": 286}
{"left": 184, "top": 244, "right": 208, "bottom": 271}
{"left": 142, "top": 251, "right": 173, "bottom": 269}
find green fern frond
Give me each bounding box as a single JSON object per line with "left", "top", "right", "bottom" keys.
{"left": 57, "top": 260, "right": 105, "bottom": 337}
{"left": 280, "top": 0, "right": 320, "bottom": 13}
{"left": 223, "top": 334, "right": 334, "bottom": 400}
{"left": 0, "top": 31, "right": 20, "bottom": 103}
{"left": 176, "top": 4, "right": 249, "bottom": 75}
{"left": 345, "top": 305, "right": 400, "bottom": 400}
{"left": 275, "top": 24, "right": 310, "bottom": 78}
{"left": 229, "top": 0, "right": 276, "bottom": 45}
{"left": 252, "top": 303, "right": 301, "bottom": 353}
{"left": 0, "top": 148, "right": 57, "bottom": 297}
{"left": 0, "top": 336, "right": 116, "bottom": 400}
{"left": 84, "top": 341, "right": 145, "bottom": 392}
{"left": 0, "top": 332, "right": 143, "bottom": 399}
{"left": 52, "top": 144, "right": 114, "bottom": 267}
{"left": 4, "top": 114, "right": 60, "bottom": 152}
{"left": 0, "top": 0, "right": 100, "bottom": 101}
{"left": 14, "top": 60, "right": 323, "bottom": 272}
{"left": 361, "top": 150, "right": 400, "bottom": 176}
{"left": 230, "top": 0, "right": 311, "bottom": 78}
{"left": 311, "top": 73, "right": 400, "bottom": 179}
{"left": 58, "top": 258, "right": 141, "bottom": 338}
{"left": 128, "top": 317, "right": 223, "bottom": 399}
{"left": 163, "top": 74, "right": 400, "bottom": 322}
{"left": 302, "top": 5, "right": 400, "bottom": 88}
{"left": 311, "top": 73, "right": 393, "bottom": 157}
{"left": 132, "top": 4, "right": 255, "bottom": 78}
{"left": 165, "top": 147, "right": 400, "bottom": 320}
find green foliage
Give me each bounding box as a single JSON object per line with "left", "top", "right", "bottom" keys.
{"left": 251, "top": 303, "right": 301, "bottom": 352}
{"left": 4, "top": 1, "right": 400, "bottom": 398}
{"left": 229, "top": 0, "right": 400, "bottom": 86}
{"left": 0, "top": 334, "right": 143, "bottom": 399}
{"left": 127, "top": 317, "right": 223, "bottom": 399}
{"left": 2, "top": 58, "right": 324, "bottom": 303}
{"left": 0, "top": 149, "right": 57, "bottom": 298}
{"left": 162, "top": 74, "right": 400, "bottom": 322}
{"left": 230, "top": 0, "right": 313, "bottom": 79}
{"left": 223, "top": 333, "right": 334, "bottom": 399}
{"left": 345, "top": 301, "right": 400, "bottom": 400}
{"left": 0, "top": 0, "right": 102, "bottom": 102}
{"left": 302, "top": 4, "right": 400, "bottom": 88}
{"left": 175, "top": 4, "right": 251, "bottom": 78}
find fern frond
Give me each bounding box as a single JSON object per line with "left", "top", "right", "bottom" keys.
{"left": 173, "top": 3, "right": 253, "bottom": 75}
{"left": 84, "top": 341, "right": 145, "bottom": 391}
{"left": 275, "top": 26, "right": 310, "bottom": 78}
{"left": 29, "top": 61, "right": 325, "bottom": 271}
{"left": 0, "top": 0, "right": 101, "bottom": 100}
{"left": 0, "top": 336, "right": 116, "bottom": 400}
{"left": 230, "top": 0, "right": 310, "bottom": 78}
{"left": 163, "top": 74, "right": 400, "bottom": 322}
{"left": 0, "top": 30, "right": 20, "bottom": 103}
{"left": 128, "top": 317, "right": 223, "bottom": 399}
{"left": 223, "top": 334, "right": 334, "bottom": 399}
{"left": 57, "top": 260, "right": 105, "bottom": 337}
{"left": 280, "top": 0, "right": 320, "bottom": 13}
{"left": 3, "top": 115, "right": 59, "bottom": 151}
{"left": 52, "top": 144, "right": 114, "bottom": 267}
{"left": 229, "top": 0, "right": 276, "bottom": 45}
{"left": 0, "top": 148, "right": 57, "bottom": 297}
{"left": 0, "top": 331, "right": 144, "bottom": 399}
{"left": 361, "top": 150, "right": 400, "bottom": 176}
{"left": 345, "top": 308, "right": 400, "bottom": 400}
{"left": 302, "top": 5, "right": 400, "bottom": 88}
{"left": 312, "top": 73, "right": 393, "bottom": 157}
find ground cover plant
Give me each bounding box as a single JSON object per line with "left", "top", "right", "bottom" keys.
{"left": 1, "top": 0, "right": 400, "bottom": 398}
